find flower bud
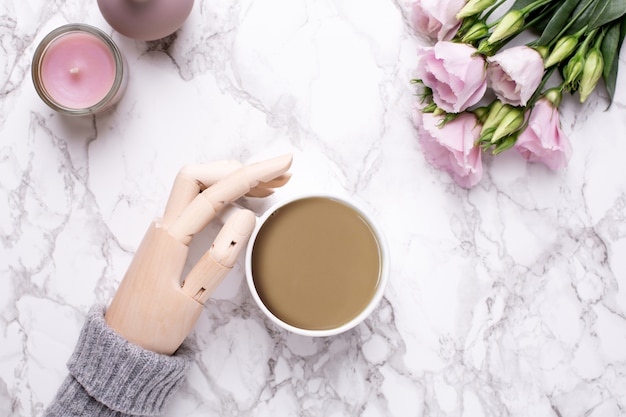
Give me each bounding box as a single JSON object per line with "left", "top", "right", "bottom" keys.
{"left": 488, "top": 10, "right": 524, "bottom": 44}
{"left": 579, "top": 48, "right": 604, "bottom": 103}
{"left": 562, "top": 53, "right": 584, "bottom": 88}
{"left": 461, "top": 22, "right": 490, "bottom": 43}
{"left": 543, "top": 88, "right": 562, "bottom": 108}
{"left": 458, "top": 15, "right": 479, "bottom": 33}
{"left": 544, "top": 35, "right": 579, "bottom": 68}
{"left": 422, "top": 101, "right": 438, "bottom": 113}
{"left": 492, "top": 135, "right": 517, "bottom": 155}
{"left": 433, "top": 106, "right": 446, "bottom": 116}
{"left": 491, "top": 106, "right": 524, "bottom": 143}
{"left": 477, "top": 39, "right": 498, "bottom": 55}
{"left": 473, "top": 106, "right": 490, "bottom": 123}
{"left": 457, "top": 0, "right": 497, "bottom": 19}
{"left": 481, "top": 100, "right": 507, "bottom": 133}
{"left": 478, "top": 101, "right": 509, "bottom": 143}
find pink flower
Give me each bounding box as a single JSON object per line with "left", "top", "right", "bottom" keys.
{"left": 487, "top": 46, "right": 544, "bottom": 106}
{"left": 413, "top": 107, "right": 483, "bottom": 188}
{"left": 514, "top": 98, "right": 572, "bottom": 170}
{"left": 416, "top": 42, "right": 487, "bottom": 113}
{"left": 410, "top": 0, "right": 465, "bottom": 41}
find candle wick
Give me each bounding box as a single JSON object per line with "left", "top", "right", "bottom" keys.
{"left": 69, "top": 67, "right": 80, "bottom": 75}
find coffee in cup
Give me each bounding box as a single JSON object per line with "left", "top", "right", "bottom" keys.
{"left": 245, "top": 194, "right": 389, "bottom": 336}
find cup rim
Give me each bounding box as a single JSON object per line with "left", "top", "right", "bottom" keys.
{"left": 244, "top": 192, "right": 390, "bottom": 337}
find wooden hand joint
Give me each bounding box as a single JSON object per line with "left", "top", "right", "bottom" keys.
{"left": 104, "top": 155, "right": 292, "bottom": 354}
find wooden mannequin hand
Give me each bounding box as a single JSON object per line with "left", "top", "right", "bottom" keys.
{"left": 104, "top": 155, "right": 292, "bottom": 354}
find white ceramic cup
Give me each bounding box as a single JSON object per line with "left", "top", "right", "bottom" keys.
{"left": 244, "top": 193, "right": 390, "bottom": 337}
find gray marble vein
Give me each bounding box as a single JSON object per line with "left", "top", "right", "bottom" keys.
{"left": 1, "top": 0, "right": 626, "bottom": 416}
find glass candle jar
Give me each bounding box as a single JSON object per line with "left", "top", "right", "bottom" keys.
{"left": 31, "top": 24, "right": 128, "bottom": 116}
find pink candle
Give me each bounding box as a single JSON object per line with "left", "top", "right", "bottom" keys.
{"left": 32, "top": 24, "right": 127, "bottom": 116}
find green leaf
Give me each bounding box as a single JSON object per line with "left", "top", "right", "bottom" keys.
{"left": 602, "top": 19, "right": 626, "bottom": 103}
{"left": 602, "top": 24, "right": 620, "bottom": 82}
{"left": 528, "top": 10, "right": 555, "bottom": 33}
{"left": 566, "top": 0, "right": 601, "bottom": 34}
{"left": 566, "top": 0, "right": 626, "bottom": 34}
{"left": 511, "top": 0, "right": 541, "bottom": 10}
{"left": 587, "top": 0, "right": 626, "bottom": 30}
{"left": 524, "top": 1, "right": 563, "bottom": 34}
{"left": 535, "top": 0, "right": 581, "bottom": 45}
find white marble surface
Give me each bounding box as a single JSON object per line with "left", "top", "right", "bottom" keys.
{"left": 2, "top": 0, "right": 626, "bottom": 416}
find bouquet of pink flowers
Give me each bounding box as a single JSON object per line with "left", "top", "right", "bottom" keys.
{"left": 410, "top": 0, "right": 626, "bottom": 188}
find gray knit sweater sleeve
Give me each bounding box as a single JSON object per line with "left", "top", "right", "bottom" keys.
{"left": 43, "top": 305, "right": 194, "bottom": 417}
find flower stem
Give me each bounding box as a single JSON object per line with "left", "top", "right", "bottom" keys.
{"left": 520, "top": 0, "right": 556, "bottom": 16}
{"left": 592, "top": 27, "right": 607, "bottom": 49}
{"left": 547, "top": 0, "right": 595, "bottom": 48}
{"left": 528, "top": 66, "right": 558, "bottom": 108}
{"left": 482, "top": 0, "right": 508, "bottom": 21}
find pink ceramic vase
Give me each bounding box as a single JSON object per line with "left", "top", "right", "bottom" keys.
{"left": 97, "top": 0, "right": 194, "bottom": 41}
